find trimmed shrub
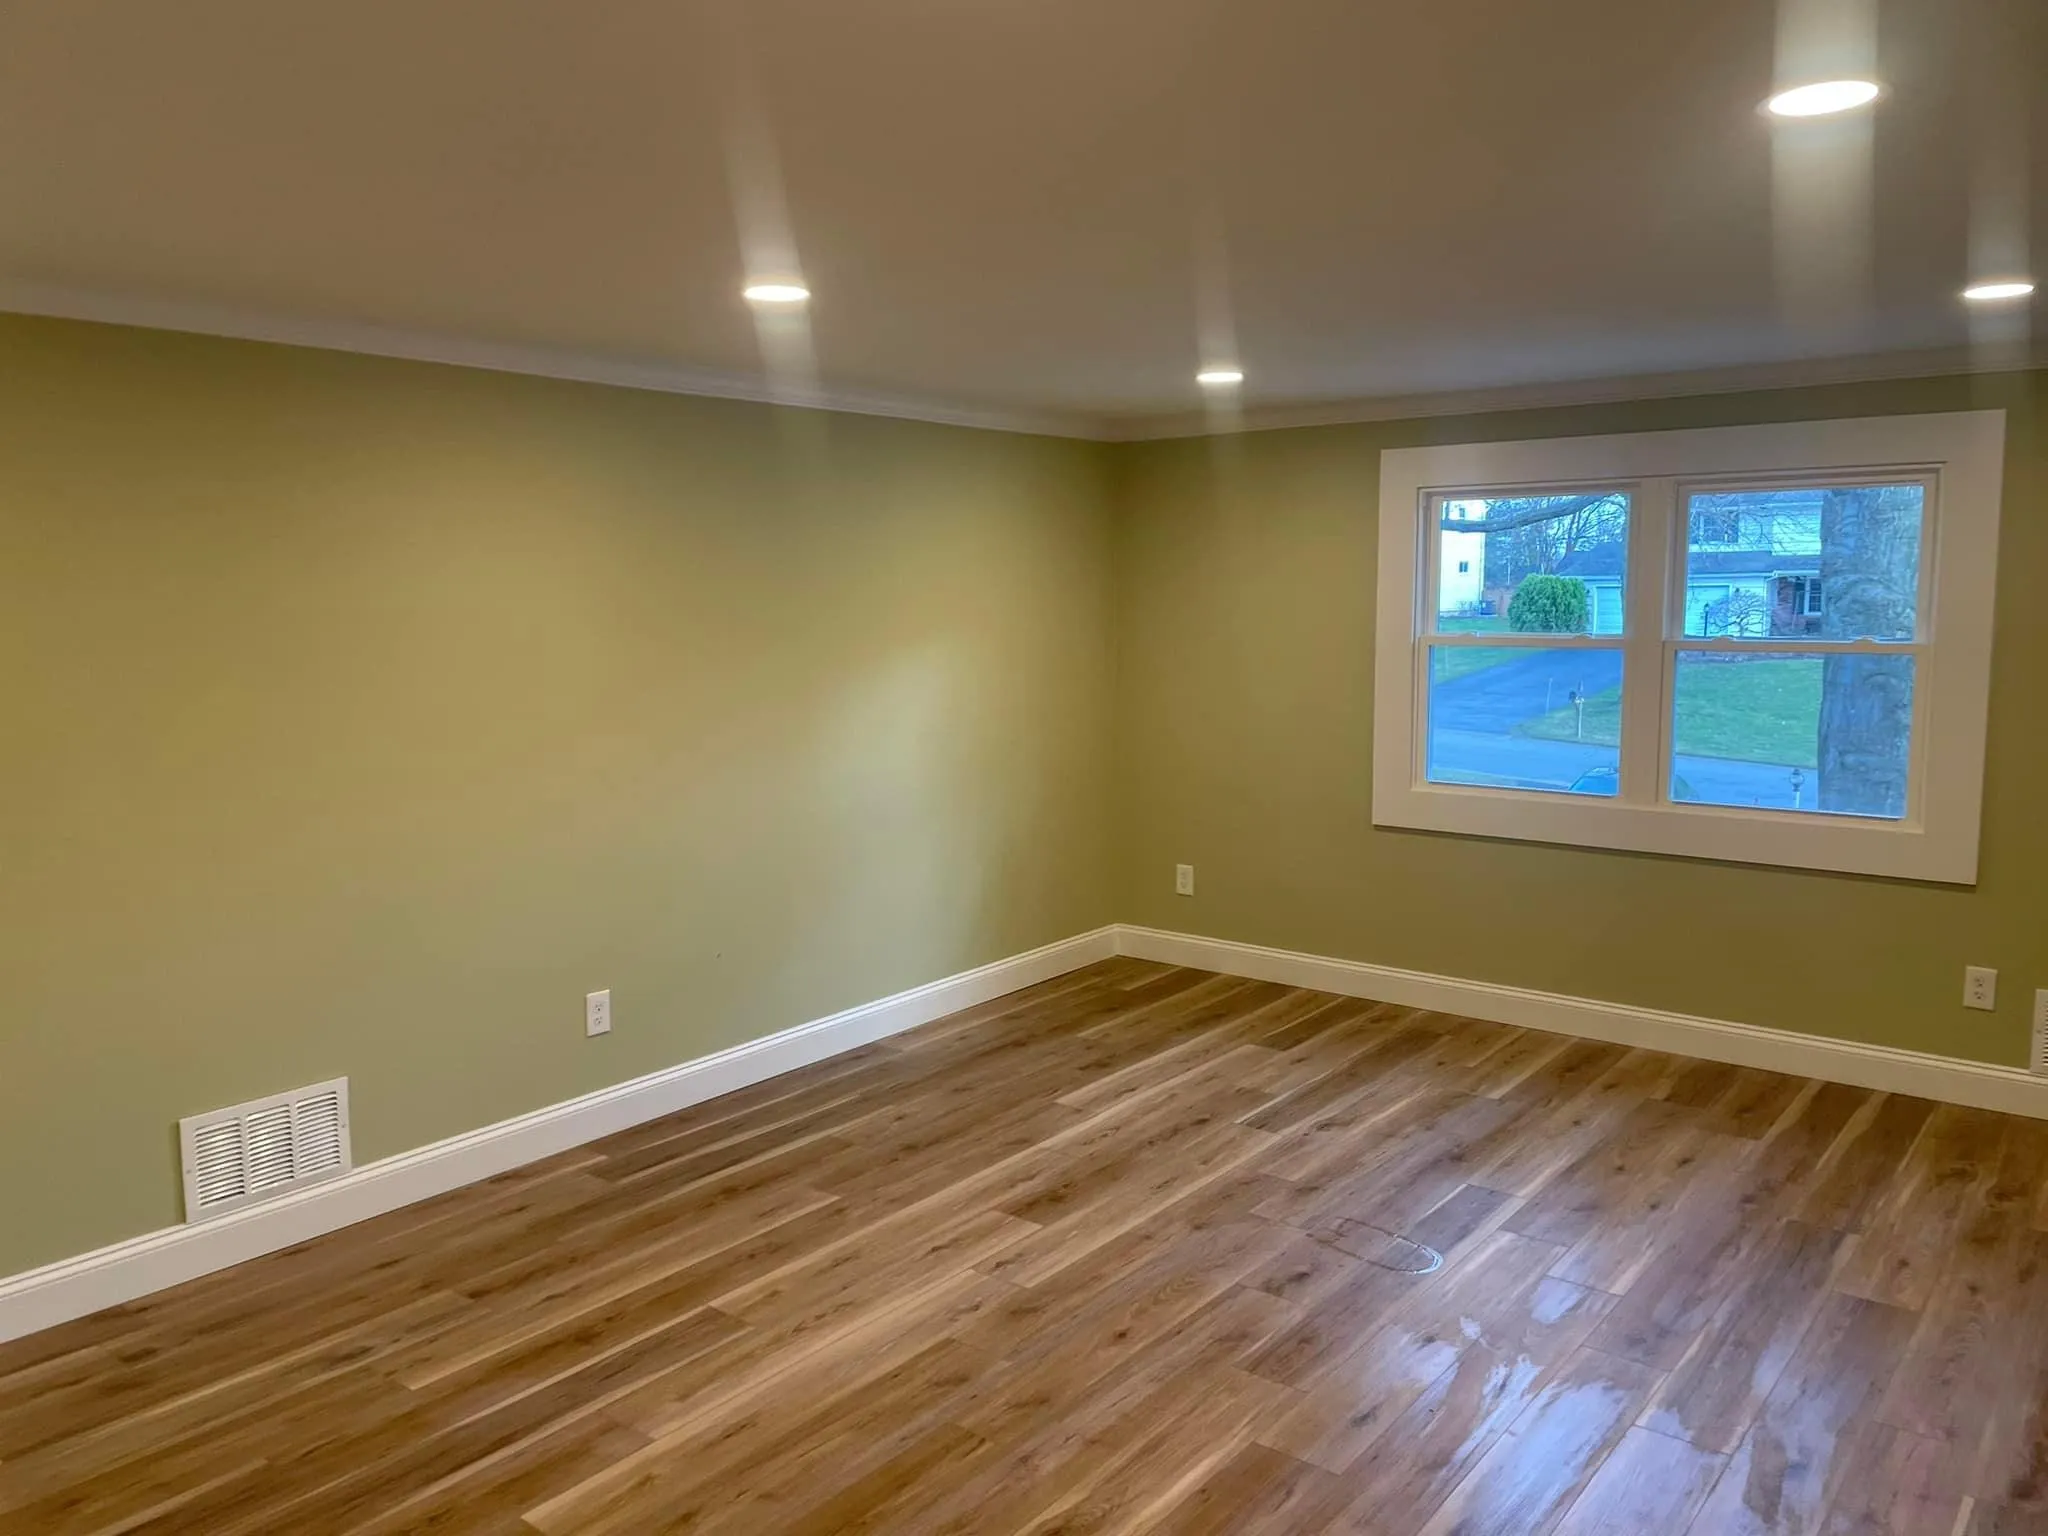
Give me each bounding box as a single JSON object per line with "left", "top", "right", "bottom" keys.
{"left": 1508, "top": 574, "right": 1590, "bottom": 633}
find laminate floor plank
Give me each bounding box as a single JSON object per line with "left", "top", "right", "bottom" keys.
{"left": 1316, "top": 1273, "right": 1619, "bottom": 1533}
{"left": 1817, "top": 1422, "right": 1971, "bottom": 1536}
{"left": 1254, "top": 1228, "right": 1565, "bottom": 1472}
{"left": 1143, "top": 1440, "right": 1350, "bottom": 1536}
{"left": 1686, "top": 1291, "right": 1921, "bottom": 1536}
{"left": 1551, "top": 1425, "right": 1726, "bottom": 1535}
{"left": 1878, "top": 1121, "right": 2048, "bottom": 1454}
{"left": 1637, "top": 1218, "right": 1850, "bottom": 1454}
{"left": 6, "top": 961, "right": 2043, "bottom": 1535}
{"left": 1836, "top": 1104, "right": 2009, "bottom": 1311}
{"left": 1409, "top": 1345, "right": 1664, "bottom": 1536}
{"left": 1586, "top": 1081, "right": 1872, "bottom": 1372}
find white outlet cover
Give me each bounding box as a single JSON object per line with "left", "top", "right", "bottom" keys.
{"left": 1175, "top": 864, "right": 1195, "bottom": 896}
{"left": 1964, "top": 967, "right": 1998, "bottom": 1012}
{"left": 586, "top": 989, "right": 612, "bottom": 1036}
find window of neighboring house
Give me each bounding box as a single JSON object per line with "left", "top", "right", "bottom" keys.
{"left": 1692, "top": 503, "right": 1743, "bottom": 546}
{"left": 1373, "top": 411, "right": 2006, "bottom": 883}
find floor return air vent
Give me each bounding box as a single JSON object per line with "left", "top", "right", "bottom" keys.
{"left": 178, "top": 1078, "right": 352, "bottom": 1222}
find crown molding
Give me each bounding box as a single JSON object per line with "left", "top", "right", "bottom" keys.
{"left": 1107, "top": 341, "right": 2048, "bottom": 442}
{"left": 2, "top": 282, "right": 2037, "bottom": 444}
{"left": 0, "top": 282, "right": 1107, "bottom": 441}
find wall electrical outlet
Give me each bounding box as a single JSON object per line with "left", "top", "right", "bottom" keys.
{"left": 1175, "top": 864, "right": 1195, "bottom": 897}
{"left": 1963, "top": 967, "right": 1997, "bottom": 1012}
{"left": 586, "top": 989, "right": 612, "bottom": 1037}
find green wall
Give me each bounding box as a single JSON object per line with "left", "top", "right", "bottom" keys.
{"left": 4, "top": 310, "right": 2042, "bottom": 1283}
{"left": 1111, "top": 370, "right": 2046, "bottom": 1070}
{"left": 0, "top": 315, "right": 1116, "bottom": 1276}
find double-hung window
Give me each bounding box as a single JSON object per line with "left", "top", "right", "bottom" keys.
{"left": 1372, "top": 412, "right": 2005, "bottom": 883}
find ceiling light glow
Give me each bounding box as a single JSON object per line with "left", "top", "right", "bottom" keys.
{"left": 1196, "top": 367, "right": 1245, "bottom": 387}
{"left": 1962, "top": 279, "right": 2036, "bottom": 303}
{"left": 743, "top": 282, "right": 811, "bottom": 305}
{"left": 1765, "top": 79, "right": 1882, "bottom": 118}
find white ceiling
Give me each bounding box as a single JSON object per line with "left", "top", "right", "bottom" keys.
{"left": 0, "top": 0, "right": 2040, "bottom": 435}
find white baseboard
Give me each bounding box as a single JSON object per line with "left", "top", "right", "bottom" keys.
{"left": 1116, "top": 924, "right": 2048, "bottom": 1120}
{"left": 0, "top": 926, "right": 1117, "bottom": 1345}
{"left": 16, "top": 919, "right": 2031, "bottom": 1346}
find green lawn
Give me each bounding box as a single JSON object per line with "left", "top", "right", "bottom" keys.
{"left": 1673, "top": 658, "right": 1823, "bottom": 766}
{"left": 1520, "top": 658, "right": 1823, "bottom": 766}
{"left": 1521, "top": 686, "right": 1622, "bottom": 747}
{"left": 1430, "top": 644, "right": 1523, "bottom": 684}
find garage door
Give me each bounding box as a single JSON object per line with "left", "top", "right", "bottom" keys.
{"left": 1594, "top": 585, "right": 1624, "bottom": 634}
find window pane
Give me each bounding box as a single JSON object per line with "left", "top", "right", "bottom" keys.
{"left": 1682, "top": 484, "right": 1923, "bottom": 641}
{"left": 1435, "top": 491, "right": 1630, "bottom": 636}
{"left": 1426, "top": 646, "right": 1621, "bottom": 795}
{"left": 1670, "top": 650, "right": 1913, "bottom": 819}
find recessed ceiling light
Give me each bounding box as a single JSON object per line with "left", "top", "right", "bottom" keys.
{"left": 1196, "top": 367, "right": 1245, "bottom": 387}
{"left": 1962, "top": 279, "right": 2036, "bottom": 303}
{"left": 743, "top": 282, "right": 810, "bottom": 305}
{"left": 1765, "top": 79, "right": 1882, "bottom": 118}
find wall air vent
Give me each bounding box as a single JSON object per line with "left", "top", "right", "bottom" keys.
{"left": 178, "top": 1078, "right": 352, "bottom": 1222}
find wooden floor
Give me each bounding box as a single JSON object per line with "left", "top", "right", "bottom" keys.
{"left": 6, "top": 961, "right": 2048, "bottom": 1535}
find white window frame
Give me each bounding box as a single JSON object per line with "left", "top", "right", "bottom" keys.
{"left": 1372, "top": 411, "right": 2005, "bottom": 885}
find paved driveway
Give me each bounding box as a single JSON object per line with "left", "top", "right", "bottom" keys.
{"left": 1429, "top": 648, "right": 1622, "bottom": 734}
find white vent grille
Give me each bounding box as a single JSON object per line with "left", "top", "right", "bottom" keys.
{"left": 294, "top": 1092, "right": 347, "bottom": 1176}
{"left": 179, "top": 1079, "right": 351, "bottom": 1222}
{"left": 2033, "top": 991, "right": 2048, "bottom": 1077}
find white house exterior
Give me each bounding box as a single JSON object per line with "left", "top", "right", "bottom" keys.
{"left": 1439, "top": 502, "right": 1487, "bottom": 615}
{"left": 1564, "top": 492, "right": 1825, "bottom": 637}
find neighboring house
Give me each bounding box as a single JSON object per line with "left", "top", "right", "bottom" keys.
{"left": 1556, "top": 491, "right": 1825, "bottom": 637}
{"left": 1440, "top": 504, "right": 1487, "bottom": 614}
